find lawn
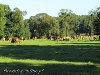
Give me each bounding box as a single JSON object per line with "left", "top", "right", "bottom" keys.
{"left": 0, "top": 39, "right": 100, "bottom": 75}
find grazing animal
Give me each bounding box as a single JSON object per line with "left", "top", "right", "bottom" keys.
{"left": 8, "top": 38, "right": 12, "bottom": 41}
{"left": 53, "top": 36, "right": 61, "bottom": 40}
{"left": 28, "top": 37, "right": 30, "bottom": 40}
{"left": 82, "top": 36, "right": 89, "bottom": 41}
{"left": 23, "top": 38, "right": 26, "bottom": 41}
{"left": 33, "top": 36, "right": 37, "bottom": 40}
{"left": 2, "top": 38, "right": 5, "bottom": 41}
{"left": 93, "top": 36, "right": 98, "bottom": 40}
{"left": 42, "top": 36, "right": 45, "bottom": 39}
{"left": 47, "top": 36, "right": 52, "bottom": 40}
{"left": 20, "top": 37, "right": 23, "bottom": 40}
{"left": 71, "top": 36, "right": 76, "bottom": 39}
{"left": 56, "top": 36, "right": 61, "bottom": 40}
{"left": 11, "top": 37, "right": 21, "bottom": 43}
{"left": 63, "top": 37, "right": 66, "bottom": 41}
{"left": 65, "top": 36, "right": 71, "bottom": 41}
{"left": 99, "top": 36, "right": 100, "bottom": 40}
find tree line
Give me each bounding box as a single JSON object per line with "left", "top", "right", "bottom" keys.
{"left": 0, "top": 3, "right": 100, "bottom": 39}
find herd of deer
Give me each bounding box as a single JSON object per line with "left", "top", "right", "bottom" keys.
{"left": 1, "top": 35, "right": 100, "bottom": 43}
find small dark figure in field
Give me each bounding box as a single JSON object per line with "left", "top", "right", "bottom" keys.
{"left": 99, "top": 36, "right": 100, "bottom": 40}
{"left": 93, "top": 36, "right": 98, "bottom": 40}
{"left": 47, "top": 35, "right": 52, "bottom": 40}
{"left": 23, "top": 38, "right": 26, "bottom": 41}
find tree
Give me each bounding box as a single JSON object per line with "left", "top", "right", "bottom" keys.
{"left": 29, "top": 16, "right": 39, "bottom": 38}
{"left": 4, "top": 5, "right": 12, "bottom": 38}
{"left": 72, "top": 15, "right": 80, "bottom": 35}
{"left": 5, "top": 7, "right": 25, "bottom": 38}
{"left": 88, "top": 7, "right": 100, "bottom": 35}
{"left": 29, "top": 13, "right": 59, "bottom": 38}
{"left": 0, "top": 4, "right": 6, "bottom": 38}
{"left": 58, "top": 9, "right": 76, "bottom": 37}
{"left": 93, "top": 7, "right": 100, "bottom": 35}
{"left": 24, "top": 19, "right": 31, "bottom": 38}
{"left": 39, "top": 14, "right": 59, "bottom": 37}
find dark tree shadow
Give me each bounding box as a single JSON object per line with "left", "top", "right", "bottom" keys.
{"left": 0, "top": 62, "right": 99, "bottom": 75}
{"left": 0, "top": 45, "right": 100, "bottom": 75}
{"left": 55, "top": 42, "right": 100, "bottom": 45}
{"left": 0, "top": 45, "right": 100, "bottom": 63}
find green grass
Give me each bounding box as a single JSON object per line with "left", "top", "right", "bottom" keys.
{"left": 0, "top": 39, "right": 100, "bottom": 75}
{"left": 0, "top": 56, "right": 94, "bottom": 66}
{"left": 0, "top": 39, "right": 100, "bottom": 45}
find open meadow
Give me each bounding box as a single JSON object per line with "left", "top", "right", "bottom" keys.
{"left": 0, "top": 39, "right": 100, "bottom": 75}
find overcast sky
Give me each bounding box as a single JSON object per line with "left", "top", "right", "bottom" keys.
{"left": 0, "top": 0, "right": 100, "bottom": 19}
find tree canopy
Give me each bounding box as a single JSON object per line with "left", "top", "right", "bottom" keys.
{"left": 0, "top": 3, "right": 100, "bottom": 39}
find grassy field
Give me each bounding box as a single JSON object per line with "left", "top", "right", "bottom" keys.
{"left": 0, "top": 39, "right": 100, "bottom": 75}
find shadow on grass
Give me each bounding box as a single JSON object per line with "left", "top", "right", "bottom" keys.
{"left": 0, "top": 44, "right": 100, "bottom": 75}
{"left": 0, "top": 62, "right": 99, "bottom": 75}
{"left": 55, "top": 42, "right": 100, "bottom": 45}
{"left": 0, "top": 45, "right": 100, "bottom": 63}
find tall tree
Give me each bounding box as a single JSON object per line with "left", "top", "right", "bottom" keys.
{"left": 88, "top": 7, "right": 100, "bottom": 35}
{"left": 4, "top": 5, "right": 12, "bottom": 38}
{"left": 58, "top": 9, "right": 76, "bottom": 37}
{"left": 29, "top": 13, "right": 59, "bottom": 38}
{"left": 13, "top": 8, "right": 25, "bottom": 37}
{"left": 5, "top": 7, "right": 25, "bottom": 38}
{"left": 0, "top": 4, "right": 6, "bottom": 38}
{"left": 93, "top": 7, "right": 100, "bottom": 35}
{"left": 24, "top": 19, "right": 31, "bottom": 38}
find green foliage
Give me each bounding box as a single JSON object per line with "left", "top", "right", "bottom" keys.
{"left": 89, "top": 7, "right": 100, "bottom": 35}
{"left": 4, "top": 7, "right": 25, "bottom": 38}
{"left": 0, "top": 4, "right": 6, "bottom": 38}
{"left": 58, "top": 9, "right": 76, "bottom": 37}
{"left": 24, "top": 19, "right": 31, "bottom": 38}
{"left": 0, "top": 3, "right": 100, "bottom": 39}
{"left": 93, "top": 8, "right": 100, "bottom": 35}
{"left": 29, "top": 13, "right": 59, "bottom": 38}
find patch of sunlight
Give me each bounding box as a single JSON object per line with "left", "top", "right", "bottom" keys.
{"left": 0, "top": 56, "right": 94, "bottom": 66}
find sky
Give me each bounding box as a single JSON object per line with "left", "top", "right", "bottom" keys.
{"left": 0, "top": 0, "right": 100, "bottom": 19}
